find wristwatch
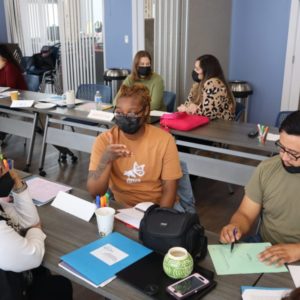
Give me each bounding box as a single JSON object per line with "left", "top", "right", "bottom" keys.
{"left": 13, "top": 181, "right": 28, "bottom": 194}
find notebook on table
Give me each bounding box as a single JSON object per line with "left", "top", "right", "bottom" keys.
{"left": 117, "top": 252, "right": 217, "bottom": 299}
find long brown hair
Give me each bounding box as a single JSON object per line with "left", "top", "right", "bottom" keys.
{"left": 194, "top": 54, "right": 235, "bottom": 112}
{"left": 131, "top": 50, "right": 153, "bottom": 81}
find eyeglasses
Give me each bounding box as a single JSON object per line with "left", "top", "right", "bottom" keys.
{"left": 275, "top": 140, "right": 300, "bottom": 161}
{"left": 113, "top": 107, "right": 145, "bottom": 119}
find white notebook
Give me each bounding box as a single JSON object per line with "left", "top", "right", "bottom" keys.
{"left": 115, "top": 202, "right": 154, "bottom": 229}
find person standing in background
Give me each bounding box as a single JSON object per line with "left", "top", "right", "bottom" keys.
{"left": 178, "top": 54, "right": 235, "bottom": 120}
{"left": 114, "top": 50, "right": 166, "bottom": 111}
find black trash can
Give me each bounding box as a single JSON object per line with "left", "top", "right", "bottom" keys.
{"left": 104, "top": 68, "right": 130, "bottom": 99}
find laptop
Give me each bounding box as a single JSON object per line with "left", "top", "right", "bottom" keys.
{"left": 117, "top": 252, "right": 217, "bottom": 299}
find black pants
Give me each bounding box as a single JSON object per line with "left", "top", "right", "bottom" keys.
{"left": 27, "top": 267, "right": 73, "bottom": 300}
{"left": 1, "top": 266, "right": 73, "bottom": 300}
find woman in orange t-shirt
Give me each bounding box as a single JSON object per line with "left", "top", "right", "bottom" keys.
{"left": 87, "top": 83, "right": 182, "bottom": 208}
{"left": 0, "top": 45, "right": 27, "bottom": 90}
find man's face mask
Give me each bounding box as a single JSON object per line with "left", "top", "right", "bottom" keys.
{"left": 115, "top": 116, "right": 143, "bottom": 134}
{"left": 192, "top": 70, "right": 201, "bottom": 83}
{"left": 138, "top": 66, "right": 151, "bottom": 77}
{"left": 281, "top": 161, "right": 300, "bottom": 174}
{"left": 0, "top": 172, "right": 14, "bottom": 197}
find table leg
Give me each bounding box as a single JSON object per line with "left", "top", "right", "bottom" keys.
{"left": 39, "top": 115, "right": 50, "bottom": 176}
{"left": 24, "top": 112, "right": 38, "bottom": 172}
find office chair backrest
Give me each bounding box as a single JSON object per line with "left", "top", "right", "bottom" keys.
{"left": 163, "top": 91, "right": 176, "bottom": 112}
{"left": 235, "top": 102, "right": 245, "bottom": 122}
{"left": 24, "top": 74, "right": 40, "bottom": 92}
{"left": 76, "top": 84, "right": 112, "bottom": 103}
{"left": 275, "top": 111, "right": 294, "bottom": 127}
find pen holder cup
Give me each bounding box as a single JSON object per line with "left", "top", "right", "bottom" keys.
{"left": 163, "top": 247, "right": 193, "bottom": 279}
{"left": 95, "top": 207, "right": 115, "bottom": 237}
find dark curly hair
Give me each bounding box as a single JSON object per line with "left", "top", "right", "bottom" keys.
{"left": 279, "top": 111, "right": 300, "bottom": 136}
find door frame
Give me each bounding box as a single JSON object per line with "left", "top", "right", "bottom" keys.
{"left": 131, "top": 0, "right": 145, "bottom": 58}
{"left": 281, "top": 0, "right": 300, "bottom": 110}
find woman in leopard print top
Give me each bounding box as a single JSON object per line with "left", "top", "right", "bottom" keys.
{"left": 178, "top": 54, "right": 236, "bottom": 120}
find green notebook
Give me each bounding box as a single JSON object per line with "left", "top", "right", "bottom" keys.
{"left": 208, "top": 243, "right": 288, "bottom": 275}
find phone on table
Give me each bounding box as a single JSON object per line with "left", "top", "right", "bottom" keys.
{"left": 166, "top": 273, "right": 210, "bottom": 299}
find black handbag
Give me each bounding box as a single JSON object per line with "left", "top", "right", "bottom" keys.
{"left": 139, "top": 205, "right": 207, "bottom": 260}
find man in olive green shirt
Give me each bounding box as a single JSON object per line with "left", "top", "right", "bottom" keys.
{"left": 220, "top": 111, "right": 300, "bottom": 266}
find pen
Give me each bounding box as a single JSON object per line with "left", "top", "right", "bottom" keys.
{"left": 2, "top": 159, "right": 9, "bottom": 171}
{"left": 96, "top": 195, "right": 100, "bottom": 208}
{"left": 230, "top": 227, "right": 238, "bottom": 253}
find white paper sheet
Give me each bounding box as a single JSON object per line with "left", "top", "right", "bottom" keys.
{"left": 267, "top": 133, "right": 280, "bottom": 141}
{"left": 10, "top": 100, "right": 34, "bottom": 108}
{"left": 150, "top": 110, "right": 170, "bottom": 117}
{"left": 114, "top": 212, "right": 141, "bottom": 229}
{"left": 0, "top": 87, "right": 10, "bottom": 93}
{"left": 51, "top": 191, "right": 96, "bottom": 221}
{"left": 26, "top": 177, "right": 71, "bottom": 206}
{"left": 87, "top": 109, "right": 114, "bottom": 121}
{"left": 115, "top": 202, "right": 154, "bottom": 229}
{"left": 288, "top": 265, "right": 300, "bottom": 287}
{"left": 242, "top": 288, "right": 291, "bottom": 300}
{"left": 0, "top": 90, "right": 19, "bottom": 97}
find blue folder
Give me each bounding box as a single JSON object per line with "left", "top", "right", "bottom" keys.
{"left": 60, "top": 232, "right": 152, "bottom": 286}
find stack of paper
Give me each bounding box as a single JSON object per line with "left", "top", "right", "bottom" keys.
{"left": 26, "top": 177, "right": 71, "bottom": 206}
{"left": 115, "top": 202, "right": 154, "bottom": 229}
{"left": 10, "top": 100, "right": 34, "bottom": 108}
{"left": 241, "top": 286, "right": 291, "bottom": 300}
{"left": 0, "top": 87, "right": 10, "bottom": 93}
{"left": 37, "top": 96, "right": 84, "bottom": 107}
{"left": 59, "top": 232, "right": 152, "bottom": 287}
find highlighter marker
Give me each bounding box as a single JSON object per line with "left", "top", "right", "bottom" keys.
{"left": 96, "top": 195, "right": 100, "bottom": 208}
{"left": 3, "top": 159, "right": 9, "bottom": 171}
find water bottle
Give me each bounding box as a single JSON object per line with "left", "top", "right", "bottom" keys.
{"left": 94, "top": 90, "right": 103, "bottom": 110}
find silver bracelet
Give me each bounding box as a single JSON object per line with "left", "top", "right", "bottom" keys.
{"left": 13, "top": 181, "right": 28, "bottom": 194}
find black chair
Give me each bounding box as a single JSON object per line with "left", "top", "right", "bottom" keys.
{"left": 275, "top": 111, "right": 294, "bottom": 127}
{"left": 76, "top": 84, "right": 112, "bottom": 103}
{"left": 63, "top": 83, "right": 113, "bottom": 128}
{"left": 163, "top": 91, "right": 176, "bottom": 112}
{"left": 59, "top": 84, "right": 112, "bottom": 164}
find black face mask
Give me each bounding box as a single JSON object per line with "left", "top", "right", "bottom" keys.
{"left": 115, "top": 116, "right": 143, "bottom": 134}
{"left": 281, "top": 161, "right": 300, "bottom": 174}
{"left": 0, "top": 172, "right": 14, "bottom": 197}
{"left": 192, "top": 70, "right": 201, "bottom": 83}
{"left": 138, "top": 66, "right": 151, "bottom": 77}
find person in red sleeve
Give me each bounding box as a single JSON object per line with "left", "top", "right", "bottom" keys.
{"left": 0, "top": 45, "right": 27, "bottom": 90}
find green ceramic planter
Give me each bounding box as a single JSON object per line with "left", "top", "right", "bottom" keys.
{"left": 163, "top": 247, "right": 194, "bottom": 279}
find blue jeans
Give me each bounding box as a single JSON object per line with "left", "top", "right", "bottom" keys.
{"left": 173, "top": 161, "right": 196, "bottom": 213}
